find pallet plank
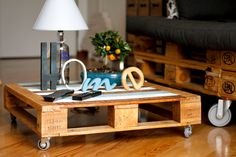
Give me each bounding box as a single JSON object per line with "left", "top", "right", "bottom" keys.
{"left": 108, "top": 104, "right": 138, "bottom": 128}
{"left": 63, "top": 120, "right": 188, "bottom": 136}
{"left": 3, "top": 82, "right": 201, "bottom": 147}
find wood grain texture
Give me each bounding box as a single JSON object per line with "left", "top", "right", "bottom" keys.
{"left": 0, "top": 58, "right": 235, "bottom": 156}
{"left": 122, "top": 67, "right": 144, "bottom": 90}
{"left": 3, "top": 81, "right": 201, "bottom": 148}
{"left": 108, "top": 104, "right": 138, "bottom": 128}
{"left": 134, "top": 45, "right": 236, "bottom": 100}
{"left": 207, "top": 50, "right": 236, "bottom": 71}
{"left": 1, "top": 103, "right": 236, "bottom": 157}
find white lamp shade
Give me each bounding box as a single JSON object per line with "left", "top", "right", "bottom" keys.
{"left": 33, "top": 0, "right": 88, "bottom": 31}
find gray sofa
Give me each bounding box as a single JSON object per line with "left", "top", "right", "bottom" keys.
{"left": 127, "top": 0, "right": 236, "bottom": 51}
{"left": 127, "top": 0, "right": 236, "bottom": 127}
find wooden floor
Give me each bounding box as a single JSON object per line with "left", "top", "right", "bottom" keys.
{"left": 1, "top": 58, "right": 236, "bottom": 157}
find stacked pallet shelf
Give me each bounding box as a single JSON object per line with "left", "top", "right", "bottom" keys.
{"left": 126, "top": 0, "right": 235, "bottom": 127}
{"left": 134, "top": 42, "right": 236, "bottom": 101}
{"left": 126, "top": 0, "right": 166, "bottom": 67}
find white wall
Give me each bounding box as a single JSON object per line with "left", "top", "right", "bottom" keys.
{"left": 99, "top": 0, "right": 126, "bottom": 37}
{"left": 78, "top": 0, "right": 126, "bottom": 52}
{"left": 0, "top": 0, "right": 77, "bottom": 58}
{"left": 0, "top": 0, "right": 126, "bottom": 58}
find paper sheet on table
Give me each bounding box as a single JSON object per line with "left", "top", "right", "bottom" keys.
{"left": 22, "top": 82, "right": 178, "bottom": 103}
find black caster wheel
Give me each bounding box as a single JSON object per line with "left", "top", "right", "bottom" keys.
{"left": 10, "top": 114, "right": 16, "bottom": 124}
{"left": 37, "top": 139, "right": 50, "bottom": 150}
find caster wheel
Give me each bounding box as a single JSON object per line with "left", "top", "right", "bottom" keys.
{"left": 37, "top": 139, "right": 50, "bottom": 150}
{"left": 10, "top": 114, "right": 16, "bottom": 124}
{"left": 208, "top": 104, "right": 231, "bottom": 127}
{"left": 184, "top": 125, "right": 192, "bottom": 138}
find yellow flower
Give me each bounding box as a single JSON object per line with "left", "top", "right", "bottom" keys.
{"left": 115, "top": 49, "right": 121, "bottom": 54}
{"left": 105, "top": 45, "right": 111, "bottom": 51}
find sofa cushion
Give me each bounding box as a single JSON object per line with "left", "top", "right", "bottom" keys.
{"left": 127, "top": 16, "right": 236, "bottom": 51}
{"left": 176, "top": 0, "right": 236, "bottom": 21}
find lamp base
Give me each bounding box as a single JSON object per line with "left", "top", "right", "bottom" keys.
{"left": 58, "top": 31, "right": 70, "bottom": 85}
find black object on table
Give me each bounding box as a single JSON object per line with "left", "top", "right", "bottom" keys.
{"left": 43, "top": 89, "right": 74, "bottom": 102}
{"left": 72, "top": 91, "right": 102, "bottom": 101}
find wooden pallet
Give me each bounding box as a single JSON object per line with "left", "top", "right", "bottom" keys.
{"left": 4, "top": 82, "right": 201, "bottom": 149}
{"left": 134, "top": 42, "right": 236, "bottom": 100}
{"left": 127, "top": 0, "right": 163, "bottom": 16}
{"left": 127, "top": 34, "right": 161, "bottom": 53}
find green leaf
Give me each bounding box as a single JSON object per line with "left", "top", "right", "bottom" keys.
{"left": 90, "top": 30, "right": 131, "bottom": 61}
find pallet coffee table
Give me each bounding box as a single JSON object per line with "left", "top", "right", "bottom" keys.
{"left": 4, "top": 82, "right": 201, "bottom": 150}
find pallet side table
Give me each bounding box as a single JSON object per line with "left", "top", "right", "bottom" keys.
{"left": 4, "top": 82, "right": 201, "bottom": 150}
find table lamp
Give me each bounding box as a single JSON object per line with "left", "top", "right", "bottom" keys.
{"left": 33, "top": 0, "right": 88, "bottom": 84}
